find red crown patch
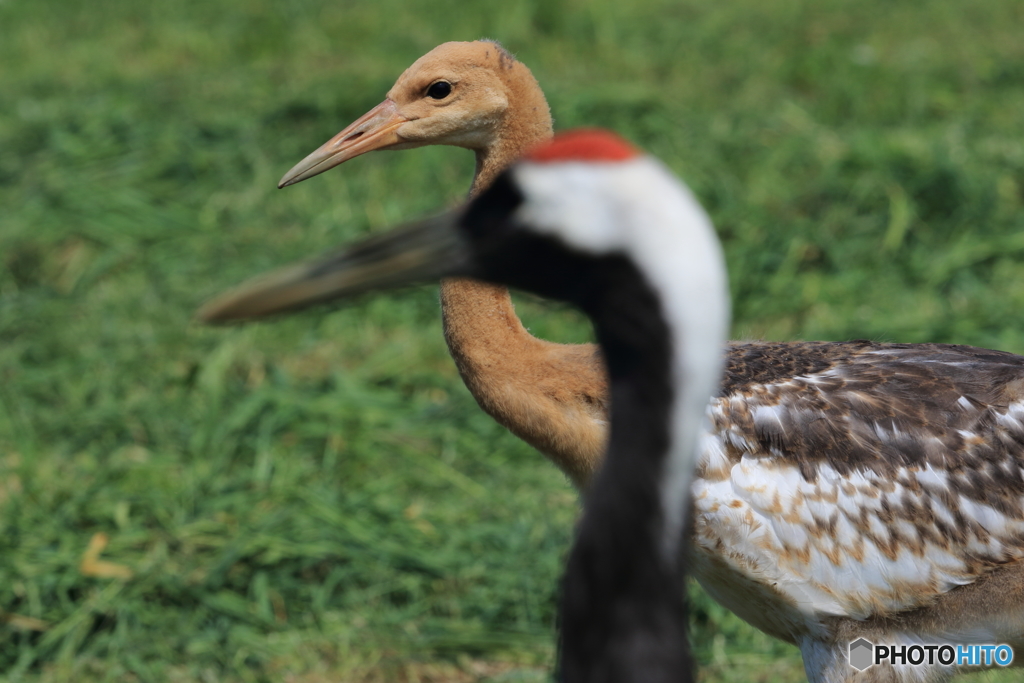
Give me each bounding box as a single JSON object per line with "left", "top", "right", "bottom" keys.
{"left": 525, "top": 129, "right": 640, "bottom": 164}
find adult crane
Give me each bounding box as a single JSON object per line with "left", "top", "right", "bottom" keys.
{"left": 204, "top": 129, "right": 730, "bottom": 682}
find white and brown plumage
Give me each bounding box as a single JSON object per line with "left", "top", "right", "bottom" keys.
{"left": 204, "top": 129, "right": 732, "bottom": 682}
{"left": 212, "top": 42, "right": 1024, "bottom": 682}
{"left": 698, "top": 341, "right": 1024, "bottom": 681}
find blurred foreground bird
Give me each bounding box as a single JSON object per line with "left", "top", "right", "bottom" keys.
{"left": 201, "top": 129, "right": 730, "bottom": 682}
{"left": 207, "top": 43, "right": 1024, "bottom": 682}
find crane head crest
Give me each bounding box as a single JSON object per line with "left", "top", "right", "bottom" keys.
{"left": 525, "top": 129, "right": 639, "bottom": 164}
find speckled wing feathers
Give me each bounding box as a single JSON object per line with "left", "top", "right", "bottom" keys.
{"left": 693, "top": 340, "right": 1024, "bottom": 639}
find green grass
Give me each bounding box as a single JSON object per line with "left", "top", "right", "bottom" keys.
{"left": 2, "top": 0, "right": 1023, "bottom": 681}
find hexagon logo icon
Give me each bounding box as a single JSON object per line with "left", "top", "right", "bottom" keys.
{"left": 849, "top": 638, "right": 874, "bottom": 671}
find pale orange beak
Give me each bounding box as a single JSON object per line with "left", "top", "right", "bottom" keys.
{"left": 277, "top": 99, "right": 408, "bottom": 188}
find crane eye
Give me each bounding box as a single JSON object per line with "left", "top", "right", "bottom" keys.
{"left": 426, "top": 81, "right": 452, "bottom": 99}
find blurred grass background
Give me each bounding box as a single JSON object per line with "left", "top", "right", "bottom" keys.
{"left": 2, "top": 0, "right": 1023, "bottom": 681}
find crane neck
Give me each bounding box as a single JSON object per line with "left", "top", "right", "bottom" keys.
{"left": 550, "top": 252, "right": 693, "bottom": 682}
{"left": 441, "top": 119, "right": 552, "bottom": 370}
{"left": 439, "top": 80, "right": 589, "bottom": 474}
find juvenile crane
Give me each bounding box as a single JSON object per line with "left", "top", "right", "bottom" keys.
{"left": 213, "top": 43, "right": 1024, "bottom": 681}
{"left": 278, "top": 40, "right": 605, "bottom": 485}
{"left": 203, "top": 129, "right": 730, "bottom": 682}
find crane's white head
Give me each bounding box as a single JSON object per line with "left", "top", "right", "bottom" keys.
{"left": 203, "top": 129, "right": 728, "bottom": 349}
{"left": 202, "top": 130, "right": 727, "bottom": 348}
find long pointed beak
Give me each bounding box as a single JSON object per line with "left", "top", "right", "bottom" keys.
{"left": 197, "top": 210, "right": 472, "bottom": 323}
{"left": 278, "top": 99, "right": 408, "bottom": 188}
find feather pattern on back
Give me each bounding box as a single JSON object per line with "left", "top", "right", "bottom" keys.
{"left": 692, "top": 340, "right": 1024, "bottom": 646}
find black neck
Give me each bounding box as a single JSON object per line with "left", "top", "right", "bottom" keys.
{"left": 461, "top": 172, "right": 693, "bottom": 681}
{"left": 556, "top": 258, "right": 691, "bottom": 683}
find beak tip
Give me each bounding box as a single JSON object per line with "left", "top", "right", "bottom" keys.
{"left": 195, "top": 294, "right": 251, "bottom": 325}
{"left": 194, "top": 305, "right": 223, "bottom": 325}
